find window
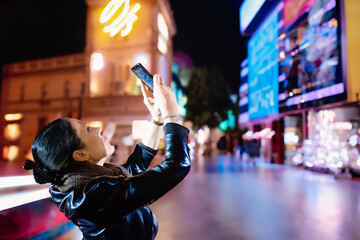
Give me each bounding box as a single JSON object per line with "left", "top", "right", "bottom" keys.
{"left": 38, "top": 117, "right": 47, "bottom": 131}
{"left": 42, "top": 84, "right": 48, "bottom": 99}
{"left": 65, "top": 81, "right": 70, "bottom": 97}
{"left": 4, "top": 123, "right": 21, "bottom": 141}
{"left": 20, "top": 84, "right": 25, "bottom": 101}
{"left": 81, "top": 82, "right": 85, "bottom": 96}
{"left": 3, "top": 145, "right": 19, "bottom": 161}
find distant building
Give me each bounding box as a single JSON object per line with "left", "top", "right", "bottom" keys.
{"left": 0, "top": 0, "right": 176, "bottom": 163}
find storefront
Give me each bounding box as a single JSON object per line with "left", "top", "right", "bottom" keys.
{"left": 239, "top": 0, "right": 360, "bottom": 171}
{"left": 293, "top": 106, "right": 360, "bottom": 174}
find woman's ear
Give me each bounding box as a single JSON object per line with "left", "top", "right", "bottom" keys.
{"left": 73, "top": 150, "right": 89, "bottom": 162}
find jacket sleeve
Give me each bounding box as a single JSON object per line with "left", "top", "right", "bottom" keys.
{"left": 122, "top": 142, "right": 158, "bottom": 175}
{"left": 79, "top": 123, "right": 191, "bottom": 222}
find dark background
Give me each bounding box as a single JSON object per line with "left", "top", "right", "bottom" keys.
{"left": 0, "top": 0, "right": 247, "bottom": 93}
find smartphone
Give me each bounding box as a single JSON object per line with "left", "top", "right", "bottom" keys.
{"left": 131, "top": 63, "right": 154, "bottom": 92}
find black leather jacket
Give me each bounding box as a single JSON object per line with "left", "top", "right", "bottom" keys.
{"left": 50, "top": 123, "right": 191, "bottom": 240}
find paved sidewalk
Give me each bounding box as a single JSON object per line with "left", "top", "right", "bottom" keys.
{"left": 151, "top": 156, "right": 360, "bottom": 240}
{"left": 55, "top": 155, "right": 360, "bottom": 240}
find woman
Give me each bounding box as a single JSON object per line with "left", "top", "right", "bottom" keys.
{"left": 23, "top": 74, "right": 191, "bottom": 240}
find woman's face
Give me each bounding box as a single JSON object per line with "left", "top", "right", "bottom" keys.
{"left": 68, "top": 118, "right": 114, "bottom": 163}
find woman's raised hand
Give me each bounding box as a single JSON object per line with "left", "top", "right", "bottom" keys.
{"left": 140, "top": 80, "right": 161, "bottom": 122}
{"left": 152, "top": 74, "right": 179, "bottom": 123}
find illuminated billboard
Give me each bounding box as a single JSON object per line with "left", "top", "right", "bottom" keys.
{"left": 278, "top": 0, "right": 346, "bottom": 112}
{"left": 242, "top": 0, "right": 345, "bottom": 121}
{"left": 248, "top": 11, "right": 279, "bottom": 120}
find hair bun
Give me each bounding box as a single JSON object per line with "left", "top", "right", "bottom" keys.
{"left": 23, "top": 159, "right": 36, "bottom": 170}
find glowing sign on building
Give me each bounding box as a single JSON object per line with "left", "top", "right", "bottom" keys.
{"left": 100, "top": 0, "right": 141, "bottom": 37}
{"left": 247, "top": 10, "right": 279, "bottom": 120}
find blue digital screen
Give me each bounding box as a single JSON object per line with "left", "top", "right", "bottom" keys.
{"left": 248, "top": 11, "right": 279, "bottom": 120}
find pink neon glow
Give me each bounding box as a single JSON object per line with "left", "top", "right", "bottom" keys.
{"left": 283, "top": 0, "right": 318, "bottom": 27}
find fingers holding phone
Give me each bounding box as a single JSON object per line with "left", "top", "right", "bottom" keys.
{"left": 153, "top": 74, "right": 179, "bottom": 120}
{"left": 131, "top": 63, "right": 179, "bottom": 123}
{"left": 140, "top": 81, "right": 161, "bottom": 120}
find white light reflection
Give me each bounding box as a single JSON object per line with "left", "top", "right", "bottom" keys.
{"left": 356, "top": 158, "right": 360, "bottom": 167}
{"left": 0, "top": 188, "right": 50, "bottom": 211}
{"left": 305, "top": 161, "right": 314, "bottom": 168}
{"left": 349, "top": 135, "right": 358, "bottom": 147}
{"left": 0, "top": 175, "right": 37, "bottom": 189}
{"left": 90, "top": 53, "right": 104, "bottom": 71}
{"left": 197, "top": 129, "right": 205, "bottom": 145}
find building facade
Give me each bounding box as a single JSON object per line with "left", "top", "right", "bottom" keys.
{"left": 0, "top": 0, "right": 176, "bottom": 163}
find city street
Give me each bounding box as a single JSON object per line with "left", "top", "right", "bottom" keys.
{"left": 1, "top": 0, "right": 360, "bottom": 239}
{"left": 57, "top": 155, "right": 360, "bottom": 240}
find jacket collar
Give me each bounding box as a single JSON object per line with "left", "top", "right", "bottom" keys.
{"left": 52, "top": 161, "right": 130, "bottom": 192}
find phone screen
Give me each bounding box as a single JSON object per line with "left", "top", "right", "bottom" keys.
{"left": 131, "top": 63, "right": 154, "bottom": 92}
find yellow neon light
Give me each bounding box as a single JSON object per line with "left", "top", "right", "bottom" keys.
{"left": 278, "top": 33, "right": 286, "bottom": 40}
{"left": 329, "top": 18, "right": 338, "bottom": 28}
{"left": 4, "top": 113, "right": 23, "bottom": 121}
{"left": 100, "top": 0, "right": 141, "bottom": 37}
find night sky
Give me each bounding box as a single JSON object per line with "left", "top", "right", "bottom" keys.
{"left": 170, "top": 0, "right": 247, "bottom": 92}
{"left": 0, "top": 0, "right": 247, "bottom": 93}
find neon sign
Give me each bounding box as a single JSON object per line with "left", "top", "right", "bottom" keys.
{"left": 100, "top": 0, "right": 141, "bottom": 37}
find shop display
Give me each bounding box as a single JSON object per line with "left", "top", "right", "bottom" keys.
{"left": 347, "top": 128, "right": 360, "bottom": 175}
{"left": 292, "top": 109, "right": 360, "bottom": 175}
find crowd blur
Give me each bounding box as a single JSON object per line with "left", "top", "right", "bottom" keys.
{"left": 217, "top": 129, "right": 260, "bottom": 164}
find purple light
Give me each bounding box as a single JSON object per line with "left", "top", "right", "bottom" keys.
{"left": 278, "top": 92, "right": 287, "bottom": 101}
{"left": 239, "top": 83, "right": 248, "bottom": 94}
{"left": 324, "top": 0, "right": 336, "bottom": 12}
{"left": 239, "top": 97, "right": 249, "bottom": 107}
{"left": 286, "top": 83, "right": 344, "bottom": 106}
{"left": 239, "top": 112, "right": 250, "bottom": 124}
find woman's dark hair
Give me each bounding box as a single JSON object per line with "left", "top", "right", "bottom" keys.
{"left": 24, "top": 117, "right": 84, "bottom": 184}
